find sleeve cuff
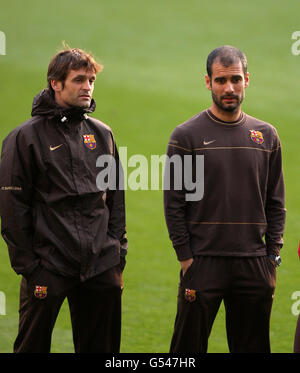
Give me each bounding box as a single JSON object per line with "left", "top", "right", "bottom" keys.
{"left": 267, "top": 245, "right": 281, "bottom": 256}
{"left": 174, "top": 245, "right": 193, "bottom": 261}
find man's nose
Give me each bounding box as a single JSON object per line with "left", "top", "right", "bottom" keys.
{"left": 225, "top": 81, "right": 234, "bottom": 93}
{"left": 82, "top": 80, "right": 92, "bottom": 91}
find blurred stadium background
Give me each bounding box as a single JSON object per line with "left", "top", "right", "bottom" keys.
{"left": 0, "top": 0, "right": 299, "bottom": 353}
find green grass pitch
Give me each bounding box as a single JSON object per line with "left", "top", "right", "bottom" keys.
{"left": 0, "top": 0, "right": 299, "bottom": 353}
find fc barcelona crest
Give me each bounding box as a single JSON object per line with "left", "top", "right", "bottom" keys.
{"left": 83, "top": 134, "right": 96, "bottom": 150}
{"left": 249, "top": 130, "right": 264, "bottom": 145}
{"left": 34, "top": 285, "right": 47, "bottom": 299}
{"left": 185, "top": 288, "right": 196, "bottom": 302}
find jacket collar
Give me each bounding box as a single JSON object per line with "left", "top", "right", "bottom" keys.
{"left": 31, "top": 89, "right": 96, "bottom": 122}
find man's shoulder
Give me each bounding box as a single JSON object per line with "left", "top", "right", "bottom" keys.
{"left": 171, "top": 111, "right": 206, "bottom": 137}
{"left": 166, "top": 111, "right": 207, "bottom": 151}
{"left": 244, "top": 113, "right": 282, "bottom": 149}
{"left": 86, "top": 116, "right": 113, "bottom": 133}
{"left": 245, "top": 113, "right": 279, "bottom": 135}
{"left": 2, "top": 116, "right": 41, "bottom": 144}
{"left": 178, "top": 110, "right": 206, "bottom": 129}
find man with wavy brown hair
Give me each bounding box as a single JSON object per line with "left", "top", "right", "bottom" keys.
{"left": 0, "top": 45, "right": 127, "bottom": 353}
{"left": 47, "top": 44, "right": 103, "bottom": 98}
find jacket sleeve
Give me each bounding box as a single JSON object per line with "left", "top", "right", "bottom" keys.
{"left": 105, "top": 137, "right": 128, "bottom": 254}
{"left": 265, "top": 129, "right": 286, "bottom": 256}
{"left": 163, "top": 127, "right": 193, "bottom": 261}
{"left": 0, "top": 128, "right": 40, "bottom": 277}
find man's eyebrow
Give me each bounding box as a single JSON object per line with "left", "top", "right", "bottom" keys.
{"left": 214, "top": 74, "right": 243, "bottom": 80}
{"left": 214, "top": 76, "right": 226, "bottom": 81}
{"left": 72, "top": 74, "right": 96, "bottom": 80}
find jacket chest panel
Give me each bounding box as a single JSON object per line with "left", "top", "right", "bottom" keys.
{"left": 41, "top": 125, "right": 112, "bottom": 197}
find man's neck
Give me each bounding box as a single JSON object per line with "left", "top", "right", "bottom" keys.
{"left": 209, "top": 104, "right": 242, "bottom": 123}
{"left": 54, "top": 94, "right": 71, "bottom": 109}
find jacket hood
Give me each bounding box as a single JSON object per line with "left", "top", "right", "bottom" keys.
{"left": 31, "top": 89, "right": 96, "bottom": 120}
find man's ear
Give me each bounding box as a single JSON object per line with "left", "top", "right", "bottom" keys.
{"left": 244, "top": 72, "right": 250, "bottom": 88}
{"left": 50, "top": 79, "right": 63, "bottom": 93}
{"left": 205, "top": 74, "right": 212, "bottom": 90}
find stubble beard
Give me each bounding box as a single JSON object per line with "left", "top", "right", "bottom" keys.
{"left": 212, "top": 91, "right": 244, "bottom": 113}
{"left": 78, "top": 101, "right": 91, "bottom": 109}
{"left": 73, "top": 96, "right": 92, "bottom": 109}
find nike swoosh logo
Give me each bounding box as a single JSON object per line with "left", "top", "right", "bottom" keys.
{"left": 50, "top": 144, "right": 63, "bottom": 151}
{"left": 203, "top": 140, "right": 216, "bottom": 145}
